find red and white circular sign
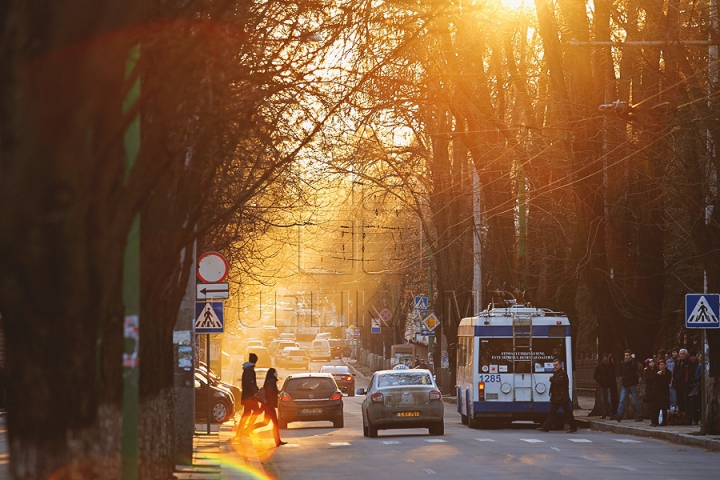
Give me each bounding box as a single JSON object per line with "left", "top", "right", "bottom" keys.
{"left": 197, "top": 251, "right": 229, "bottom": 283}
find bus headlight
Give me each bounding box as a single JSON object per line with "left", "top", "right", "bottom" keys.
{"left": 535, "top": 383, "right": 547, "bottom": 394}
{"left": 500, "top": 382, "right": 512, "bottom": 394}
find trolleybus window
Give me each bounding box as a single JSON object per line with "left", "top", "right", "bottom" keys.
{"left": 478, "top": 338, "right": 566, "bottom": 374}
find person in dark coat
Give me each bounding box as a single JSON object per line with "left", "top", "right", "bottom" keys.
{"left": 255, "top": 368, "right": 287, "bottom": 446}
{"left": 538, "top": 358, "right": 577, "bottom": 433}
{"left": 594, "top": 353, "right": 616, "bottom": 419}
{"left": 642, "top": 358, "right": 657, "bottom": 423}
{"left": 236, "top": 353, "right": 262, "bottom": 436}
{"left": 651, "top": 359, "right": 671, "bottom": 426}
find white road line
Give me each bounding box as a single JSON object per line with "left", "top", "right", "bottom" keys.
{"left": 614, "top": 439, "right": 641, "bottom": 443}
{"left": 423, "top": 468, "right": 436, "bottom": 474}
{"left": 619, "top": 466, "right": 637, "bottom": 471}
{"left": 568, "top": 439, "right": 592, "bottom": 443}
{"left": 406, "top": 458, "right": 415, "bottom": 463}
{"left": 475, "top": 438, "right": 496, "bottom": 442}
{"left": 551, "top": 447, "right": 561, "bottom": 452}
{"left": 329, "top": 442, "right": 351, "bottom": 446}
{"left": 424, "top": 439, "right": 447, "bottom": 443}
{"left": 383, "top": 440, "right": 401, "bottom": 445}
{"left": 520, "top": 439, "right": 545, "bottom": 443}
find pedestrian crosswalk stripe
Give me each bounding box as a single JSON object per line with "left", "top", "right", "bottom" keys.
{"left": 475, "top": 438, "right": 496, "bottom": 442}
{"left": 425, "top": 439, "right": 446, "bottom": 443}
{"left": 568, "top": 439, "right": 592, "bottom": 443}
{"left": 614, "top": 439, "right": 641, "bottom": 443}
{"left": 383, "top": 440, "right": 400, "bottom": 444}
{"left": 520, "top": 439, "right": 545, "bottom": 443}
{"left": 329, "top": 442, "right": 351, "bottom": 446}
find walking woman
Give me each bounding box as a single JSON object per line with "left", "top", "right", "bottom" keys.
{"left": 260, "top": 368, "right": 287, "bottom": 446}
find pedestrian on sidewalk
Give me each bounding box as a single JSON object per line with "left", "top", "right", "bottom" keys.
{"left": 666, "top": 347, "right": 679, "bottom": 411}
{"left": 613, "top": 349, "right": 643, "bottom": 422}
{"left": 255, "top": 368, "right": 287, "bottom": 446}
{"left": 538, "top": 358, "right": 577, "bottom": 433}
{"left": 651, "top": 358, "right": 671, "bottom": 426}
{"left": 687, "top": 352, "right": 701, "bottom": 425}
{"left": 642, "top": 358, "right": 657, "bottom": 423}
{"left": 236, "top": 353, "right": 263, "bottom": 436}
{"left": 594, "top": 353, "right": 616, "bottom": 419}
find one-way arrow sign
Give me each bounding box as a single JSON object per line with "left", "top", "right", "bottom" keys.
{"left": 197, "top": 282, "right": 229, "bottom": 300}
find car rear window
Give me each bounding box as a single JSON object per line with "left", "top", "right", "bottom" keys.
{"left": 377, "top": 372, "right": 433, "bottom": 387}
{"left": 285, "top": 377, "right": 336, "bottom": 394}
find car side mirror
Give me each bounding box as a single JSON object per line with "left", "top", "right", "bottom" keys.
{"left": 356, "top": 388, "right": 366, "bottom": 395}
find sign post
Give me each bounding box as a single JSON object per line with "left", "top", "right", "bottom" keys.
{"left": 685, "top": 293, "right": 720, "bottom": 434}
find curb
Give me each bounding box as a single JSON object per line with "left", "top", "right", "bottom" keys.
{"left": 576, "top": 418, "right": 720, "bottom": 451}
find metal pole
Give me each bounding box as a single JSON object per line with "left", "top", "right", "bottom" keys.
{"left": 206, "top": 334, "right": 211, "bottom": 434}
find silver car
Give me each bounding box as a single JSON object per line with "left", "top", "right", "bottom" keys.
{"left": 358, "top": 369, "right": 444, "bottom": 437}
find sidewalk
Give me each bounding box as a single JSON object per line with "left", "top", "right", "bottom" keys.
{"left": 173, "top": 422, "right": 274, "bottom": 480}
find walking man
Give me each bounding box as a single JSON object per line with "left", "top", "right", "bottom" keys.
{"left": 614, "top": 349, "right": 643, "bottom": 422}
{"left": 539, "top": 358, "right": 577, "bottom": 433}
{"left": 236, "top": 353, "right": 263, "bottom": 436}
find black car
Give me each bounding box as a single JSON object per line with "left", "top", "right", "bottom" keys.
{"left": 278, "top": 373, "right": 344, "bottom": 429}
{"left": 197, "top": 362, "right": 242, "bottom": 403}
{"left": 195, "top": 373, "right": 235, "bottom": 423}
{"left": 328, "top": 338, "right": 344, "bottom": 359}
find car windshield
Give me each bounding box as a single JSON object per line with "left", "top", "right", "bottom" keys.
{"left": 377, "top": 372, "right": 433, "bottom": 387}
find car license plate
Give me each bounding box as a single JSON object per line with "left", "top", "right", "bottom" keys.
{"left": 396, "top": 411, "right": 420, "bottom": 417}
{"left": 301, "top": 408, "right": 324, "bottom": 414}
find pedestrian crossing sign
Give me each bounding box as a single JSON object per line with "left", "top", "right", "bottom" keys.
{"left": 685, "top": 294, "right": 720, "bottom": 329}
{"left": 195, "top": 301, "right": 225, "bottom": 333}
{"left": 414, "top": 295, "right": 428, "bottom": 311}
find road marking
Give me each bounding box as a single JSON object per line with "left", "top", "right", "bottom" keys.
{"left": 423, "top": 468, "right": 436, "bottom": 474}
{"left": 424, "top": 439, "right": 446, "bottom": 443}
{"left": 614, "top": 439, "right": 641, "bottom": 443}
{"left": 405, "top": 458, "right": 415, "bottom": 463}
{"left": 619, "top": 466, "right": 637, "bottom": 471}
{"left": 475, "top": 438, "right": 496, "bottom": 442}
{"left": 383, "top": 440, "right": 401, "bottom": 445}
{"left": 329, "top": 442, "right": 351, "bottom": 446}
{"left": 520, "top": 439, "right": 545, "bottom": 443}
{"left": 568, "top": 439, "right": 592, "bottom": 443}
{"left": 551, "top": 447, "right": 561, "bottom": 452}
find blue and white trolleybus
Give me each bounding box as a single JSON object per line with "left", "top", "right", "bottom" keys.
{"left": 456, "top": 304, "right": 572, "bottom": 427}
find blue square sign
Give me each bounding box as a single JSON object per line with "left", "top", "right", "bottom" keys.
{"left": 685, "top": 294, "right": 720, "bottom": 329}
{"left": 195, "top": 302, "right": 224, "bottom": 333}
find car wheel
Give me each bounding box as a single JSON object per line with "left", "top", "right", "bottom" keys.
{"left": 333, "top": 417, "right": 344, "bottom": 428}
{"left": 212, "top": 401, "right": 230, "bottom": 423}
{"left": 368, "top": 419, "right": 378, "bottom": 438}
{"left": 429, "top": 422, "right": 444, "bottom": 436}
{"left": 461, "top": 414, "right": 468, "bottom": 425}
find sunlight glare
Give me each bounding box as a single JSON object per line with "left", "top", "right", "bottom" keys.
{"left": 497, "top": 0, "right": 533, "bottom": 12}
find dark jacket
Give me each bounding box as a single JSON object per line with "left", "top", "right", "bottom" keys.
{"left": 241, "top": 361, "right": 258, "bottom": 400}
{"left": 594, "top": 362, "right": 616, "bottom": 389}
{"left": 652, "top": 369, "right": 671, "bottom": 409}
{"left": 672, "top": 358, "right": 696, "bottom": 390}
{"left": 643, "top": 367, "right": 657, "bottom": 402}
{"left": 620, "top": 357, "right": 640, "bottom": 387}
{"left": 262, "top": 375, "right": 279, "bottom": 409}
{"left": 549, "top": 367, "right": 571, "bottom": 404}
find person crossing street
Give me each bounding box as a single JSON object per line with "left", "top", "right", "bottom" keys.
{"left": 538, "top": 358, "right": 577, "bottom": 433}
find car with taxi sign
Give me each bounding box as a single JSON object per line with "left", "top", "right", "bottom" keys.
{"left": 358, "top": 368, "right": 443, "bottom": 437}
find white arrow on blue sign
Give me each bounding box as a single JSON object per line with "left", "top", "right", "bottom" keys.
{"left": 195, "top": 302, "right": 225, "bottom": 333}
{"left": 685, "top": 294, "right": 720, "bottom": 329}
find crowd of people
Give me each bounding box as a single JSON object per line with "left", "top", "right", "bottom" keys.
{"left": 594, "top": 347, "right": 702, "bottom": 426}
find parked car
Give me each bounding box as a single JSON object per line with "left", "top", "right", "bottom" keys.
{"left": 278, "top": 373, "right": 344, "bottom": 429}
{"left": 282, "top": 347, "right": 310, "bottom": 369}
{"left": 195, "top": 373, "right": 235, "bottom": 423}
{"left": 319, "top": 365, "right": 355, "bottom": 396}
{"left": 197, "top": 362, "right": 241, "bottom": 403}
{"left": 310, "top": 338, "right": 331, "bottom": 362}
{"left": 358, "top": 369, "right": 444, "bottom": 437}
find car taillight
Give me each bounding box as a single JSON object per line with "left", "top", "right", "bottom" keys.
{"left": 429, "top": 390, "right": 442, "bottom": 401}
{"left": 281, "top": 392, "right": 292, "bottom": 402}
{"left": 343, "top": 375, "right": 353, "bottom": 381}
{"left": 478, "top": 381, "right": 485, "bottom": 401}
{"left": 370, "top": 392, "right": 384, "bottom": 404}
{"left": 330, "top": 392, "right": 342, "bottom": 401}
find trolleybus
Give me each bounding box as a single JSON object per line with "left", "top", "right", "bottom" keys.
{"left": 456, "top": 304, "right": 572, "bottom": 428}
